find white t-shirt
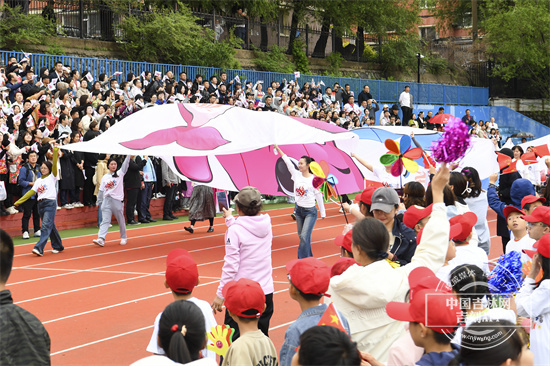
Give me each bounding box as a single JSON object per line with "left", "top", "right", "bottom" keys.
{"left": 343, "top": 103, "right": 360, "bottom": 115}
{"left": 399, "top": 91, "right": 411, "bottom": 108}
{"left": 131, "top": 355, "right": 218, "bottom": 366}
{"left": 282, "top": 155, "right": 326, "bottom": 217}
{"left": 99, "top": 156, "right": 130, "bottom": 201}
{"left": 506, "top": 234, "right": 536, "bottom": 264}
{"left": 448, "top": 244, "right": 490, "bottom": 276}
{"left": 372, "top": 164, "right": 401, "bottom": 188}
{"left": 33, "top": 173, "right": 59, "bottom": 201}
{"left": 146, "top": 298, "right": 217, "bottom": 360}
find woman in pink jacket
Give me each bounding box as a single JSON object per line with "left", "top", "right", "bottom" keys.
{"left": 211, "top": 186, "right": 274, "bottom": 341}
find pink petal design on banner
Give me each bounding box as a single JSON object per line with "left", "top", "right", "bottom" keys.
{"left": 173, "top": 156, "right": 213, "bottom": 182}
{"left": 120, "top": 104, "right": 229, "bottom": 151}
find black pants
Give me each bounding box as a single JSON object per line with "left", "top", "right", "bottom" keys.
{"left": 125, "top": 188, "right": 139, "bottom": 222}
{"left": 190, "top": 218, "right": 214, "bottom": 227}
{"left": 163, "top": 184, "right": 177, "bottom": 217}
{"left": 83, "top": 166, "right": 96, "bottom": 205}
{"left": 21, "top": 198, "right": 40, "bottom": 233}
{"left": 401, "top": 106, "right": 412, "bottom": 124}
{"left": 223, "top": 293, "right": 274, "bottom": 342}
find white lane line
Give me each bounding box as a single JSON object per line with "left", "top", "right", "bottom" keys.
{"left": 14, "top": 238, "right": 338, "bottom": 302}
{"left": 11, "top": 223, "right": 343, "bottom": 285}
{"left": 14, "top": 209, "right": 342, "bottom": 267}
{"left": 50, "top": 325, "right": 154, "bottom": 356}
{"left": 15, "top": 204, "right": 340, "bottom": 251}
{"left": 47, "top": 253, "right": 340, "bottom": 355}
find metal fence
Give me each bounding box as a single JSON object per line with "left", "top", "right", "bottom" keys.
{"left": 0, "top": 50, "right": 489, "bottom": 105}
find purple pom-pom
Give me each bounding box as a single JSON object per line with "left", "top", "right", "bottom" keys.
{"left": 431, "top": 117, "right": 471, "bottom": 163}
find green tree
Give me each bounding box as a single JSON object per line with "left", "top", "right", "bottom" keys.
{"left": 116, "top": 5, "right": 240, "bottom": 69}
{"left": 0, "top": 5, "right": 57, "bottom": 51}
{"left": 483, "top": 0, "right": 550, "bottom": 97}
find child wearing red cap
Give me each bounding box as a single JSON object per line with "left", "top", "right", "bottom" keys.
{"left": 341, "top": 187, "right": 375, "bottom": 220}
{"left": 403, "top": 204, "right": 433, "bottom": 234}
{"left": 521, "top": 195, "right": 546, "bottom": 215}
{"left": 221, "top": 279, "right": 277, "bottom": 366}
{"left": 211, "top": 187, "right": 274, "bottom": 341}
{"left": 280, "top": 258, "right": 351, "bottom": 366}
{"left": 146, "top": 249, "right": 217, "bottom": 361}
{"left": 386, "top": 287, "right": 460, "bottom": 366}
{"left": 522, "top": 206, "right": 550, "bottom": 241}
{"left": 516, "top": 233, "right": 550, "bottom": 366}
{"left": 503, "top": 206, "right": 535, "bottom": 264}
{"left": 446, "top": 212, "right": 490, "bottom": 276}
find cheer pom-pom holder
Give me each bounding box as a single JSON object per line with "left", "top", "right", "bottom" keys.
{"left": 431, "top": 116, "right": 471, "bottom": 163}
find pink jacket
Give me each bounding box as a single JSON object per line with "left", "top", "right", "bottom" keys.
{"left": 216, "top": 214, "right": 274, "bottom": 298}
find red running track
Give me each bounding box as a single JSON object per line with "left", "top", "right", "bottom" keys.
{"left": 8, "top": 205, "right": 502, "bottom": 365}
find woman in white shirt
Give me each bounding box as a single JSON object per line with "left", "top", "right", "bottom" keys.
{"left": 14, "top": 146, "right": 64, "bottom": 256}
{"left": 93, "top": 155, "right": 131, "bottom": 247}
{"left": 274, "top": 145, "right": 325, "bottom": 258}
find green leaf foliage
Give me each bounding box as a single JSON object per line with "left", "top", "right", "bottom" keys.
{"left": 252, "top": 45, "right": 294, "bottom": 73}
{"left": 116, "top": 5, "right": 240, "bottom": 69}
{"left": 483, "top": 0, "right": 550, "bottom": 97}
{"left": 379, "top": 33, "right": 421, "bottom": 76}
{"left": 0, "top": 5, "right": 57, "bottom": 51}
{"left": 291, "top": 38, "right": 310, "bottom": 74}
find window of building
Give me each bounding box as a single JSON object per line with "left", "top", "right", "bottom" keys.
{"left": 419, "top": 26, "right": 437, "bottom": 41}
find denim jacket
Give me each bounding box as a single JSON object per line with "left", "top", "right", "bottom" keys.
{"left": 279, "top": 304, "right": 350, "bottom": 366}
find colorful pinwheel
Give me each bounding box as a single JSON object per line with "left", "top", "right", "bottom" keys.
{"left": 379, "top": 135, "right": 423, "bottom": 177}
{"left": 310, "top": 161, "right": 338, "bottom": 202}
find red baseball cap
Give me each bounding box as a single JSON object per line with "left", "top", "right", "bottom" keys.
{"left": 286, "top": 257, "right": 330, "bottom": 296}
{"left": 403, "top": 204, "right": 433, "bottom": 230}
{"left": 503, "top": 205, "right": 526, "bottom": 219}
{"left": 407, "top": 267, "right": 452, "bottom": 301}
{"left": 416, "top": 223, "right": 462, "bottom": 245}
{"left": 523, "top": 233, "right": 550, "bottom": 259}
{"left": 165, "top": 249, "right": 199, "bottom": 294}
{"left": 449, "top": 212, "right": 478, "bottom": 242}
{"left": 355, "top": 187, "right": 376, "bottom": 205}
{"left": 334, "top": 230, "right": 353, "bottom": 253}
{"left": 330, "top": 257, "right": 357, "bottom": 278}
{"left": 522, "top": 206, "right": 550, "bottom": 226}
{"left": 386, "top": 289, "right": 461, "bottom": 333}
{"left": 222, "top": 278, "right": 265, "bottom": 318}
{"left": 521, "top": 195, "right": 546, "bottom": 210}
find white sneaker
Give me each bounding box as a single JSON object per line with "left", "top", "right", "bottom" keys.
{"left": 57, "top": 206, "right": 61, "bottom": 210}
{"left": 63, "top": 204, "right": 74, "bottom": 209}
{"left": 32, "top": 248, "right": 43, "bottom": 256}
{"left": 157, "top": 193, "right": 165, "bottom": 198}
{"left": 34, "top": 230, "right": 41, "bottom": 237}
{"left": 7, "top": 206, "right": 18, "bottom": 215}
{"left": 22, "top": 231, "right": 30, "bottom": 239}
{"left": 73, "top": 202, "right": 84, "bottom": 207}
{"left": 52, "top": 249, "right": 60, "bottom": 254}
{"left": 93, "top": 238, "right": 105, "bottom": 247}
{"left": 120, "top": 238, "right": 127, "bottom": 245}
{"left": 109, "top": 224, "right": 113, "bottom": 228}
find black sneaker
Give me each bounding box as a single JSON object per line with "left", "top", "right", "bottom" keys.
{"left": 163, "top": 216, "right": 174, "bottom": 221}
{"left": 147, "top": 218, "right": 157, "bottom": 223}
{"left": 207, "top": 227, "right": 214, "bottom": 233}
{"left": 127, "top": 220, "right": 140, "bottom": 225}
{"left": 184, "top": 226, "right": 194, "bottom": 234}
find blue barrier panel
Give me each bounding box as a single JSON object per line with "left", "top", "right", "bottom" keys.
{"left": 0, "top": 49, "right": 489, "bottom": 105}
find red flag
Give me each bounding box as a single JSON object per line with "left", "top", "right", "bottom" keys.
{"left": 532, "top": 144, "right": 550, "bottom": 158}
{"left": 503, "top": 160, "right": 518, "bottom": 174}
{"left": 317, "top": 303, "right": 347, "bottom": 333}
{"left": 521, "top": 152, "right": 538, "bottom": 166}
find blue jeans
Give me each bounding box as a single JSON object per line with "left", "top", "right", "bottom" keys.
{"left": 295, "top": 206, "right": 317, "bottom": 258}
{"left": 35, "top": 199, "right": 63, "bottom": 253}
{"left": 137, "top": 182, "right": 153, "bottom": 221}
